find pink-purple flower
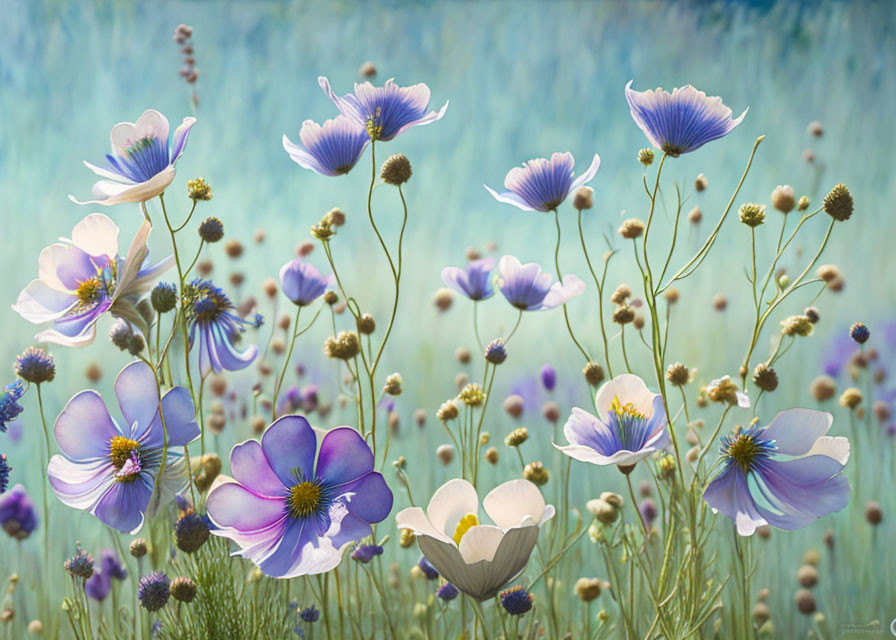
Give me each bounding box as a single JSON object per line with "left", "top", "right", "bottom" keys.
{"left": 47, "top": 361, "right": 199, "bottom": 533}
{"left": 625, "top": 81, "right": 747, "bottom": 157}
{"left": 485, "top": 152, "right": 600, "bottom": 212}
{"left": 703, "top": 409, "right": 850, "bottom": 536}
{"left": 441, "top": 258, "right": 496, "bottom": 301}
{"left": 496, "top": 255, "right": 584, "bottom": 311}
{"left": 70, "top": 109, "right": 196, "bottom": 206}
{"left": 318, "top": 77, "right": 448, "bottom": 142}
{"left": 282, "top": 116, "right": 370, "bottom": 176}
{"left": 206, "top": 415, "right": 393, "bottom": 578}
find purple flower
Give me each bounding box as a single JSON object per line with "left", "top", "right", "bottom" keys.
{"left": 85, "top": 572, "right": 111, "bottom": 601}
{"left": 206, "top": 415, "right": 393, "bottom": 578}
{"left": 319, "top": 77, "right": 448, "bottom": 142}
{"left": 185, "top": 279, "right": 259, "bottom": 375}
{"left": 13, "top": 214, "right": 174, "bottom": 347}
{"left": 47, "top": 361, "right": 200, "bottom": 533}
{"left": 0, "top": 454, "right": 10, "bottom": 493}
{"left": 485, "top": 152, "right": 600, "bottom": 212}
{"left": 70, "top": 109, "right": 196, "bottom": 206}
{"left": 0, "top": 382, "right": 25, "bottom": 433}
{"left": 497, "top": 255, "right": 584, "bottom": 311}
{"left": 441, "top": 258, "right": 496, "bottom": 301}
{"left": 703, "top": 409, "right": 850, "bottom": 536}
{"left": 555, "top": 374, "right": 670, "bottom": 469}
{"left": 282, "top": 116, "right": 370, "bottom": 176}
{"left": 0, "top": 484, "right": 38, "bottom": 540}
{"left": 351, "top": 544, "right": 383, "bottom": 564}
{"left": 99, "top": 548, "right": 128, "bottom": 580}
{"left": 625, "top": 81, "right": 747, "bottom": 157}
{"left": 540, "top": 365, "right": 557, "bottom": 392}
{"left": 279, "top": 260, "right": 332, "bottom": 307}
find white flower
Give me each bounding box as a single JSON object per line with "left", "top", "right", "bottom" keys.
{"left": 13, "top": 213, "right": 173, "bottom": 346}
{"left": 395, "top": 478, "right": 554, "bottom": 601}
{"left": 69, "top": 109, "right": 196, "bottom": 206}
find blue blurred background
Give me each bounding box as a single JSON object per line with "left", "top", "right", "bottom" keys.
{"left": 1, "top": 0, "right": 893, "bottom": 635}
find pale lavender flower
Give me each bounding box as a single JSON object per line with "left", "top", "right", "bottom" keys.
{"left": 703, "top": 409, "right": 849, "bottom": 536}
{"left": 441, "top": 258, "right": 496, "bottom": 301}
{"left": 282, "top": 116, "right": 370, "bottom": 176}
{"left": 625, "top": 81, "right": 747, "bottom": 156}
{"left": 279, "top": 259, "right": 332, "bottom": 306}
{"left": 496, "top": 255, "right": 584, "bottom": 311}
{"left": 485, "top": 152, "right": 600, "bottom": 212}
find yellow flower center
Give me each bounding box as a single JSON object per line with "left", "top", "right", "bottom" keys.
{"left": 610, "top": 396, "right": 647, "bottom": 420}
{"left": 76, "top": 277, "right": 104, "bottom": 306}
{"left": 288, "top": 481, "right": 322, "bottom": 519}
{"left": 727, "top": 434, "right": 763, "bottom": 471}
{"left": 453, "top": 513, "right": 479, "bottom": 545}
{"left": 109, "top": 436, "right": 139, "bottom": 470}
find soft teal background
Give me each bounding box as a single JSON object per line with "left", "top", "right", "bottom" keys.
{"left": 1, "top": 0, "right": 893, "bottom": 636}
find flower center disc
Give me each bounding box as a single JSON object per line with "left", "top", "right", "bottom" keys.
{"left": 452, "top": 513, "right": 479, "bottom": 545}
{"left": 727, "top": 434, "right": 762, "bottom": 471}
{"left": 109, "top": 436, "right": 140, "bottom": 469}
{"left": 288, "top": 481, "right": 323, "bottom": 518}
{"left": 76, "top": 277, "right": 104, "bottom": 306}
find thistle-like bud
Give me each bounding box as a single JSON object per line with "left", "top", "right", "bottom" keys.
{"left": 849, "top": 322, "right": 870, "bottom": 344}
{"left": 380, "top": 154, "right": 412, "bottom": 185}
{"left": 638, "top": 148, "right": 654, "bottom": 166}
{"left": 586, "top": 498, "right": 618, "bottom": 525}
{"left": 612, "top": 305, "right": 635, "bottom": 325}
{"left": 198, "top": 217, "right": 224, "bottom": 242}
{"left": 484, "top": 447, "right": 498, "bottom": 465}
{"left": 839, "top": 387, "right": 862, "bottom": 409}
{"left": 170, "top": 576, "right": 197, "bottom": 603}
{"left": 817, "top": 264, "right": 840, "bottom": 282}
{"left": 325, "top": 208, "right": 346, "bottom": 227}
{"left": 573, "top": 186, "right": 594, "bottom": 210}
{"left": 523, "top": 461, "right": 549, "bottom": 486}
{"left": 151, "top": 282, "right": 178, "bottom": 313}
{"left": 609, "top": 284, "right": 631, "bottom": 305}
{"left": 583, "top": 361, "right": 605, "bottom": 387}
{"left": 504, "top": 426, "right": 529, "bottom": 447}
{"left": 738, "top": 203, "right": 766, "bottom": 227}
{"left": 357, "top": 313, "right": 376, "bottom": 334}
{"left": 618, "top": 219, "right": 645, "bottom": 239}
{"left": 781, "top": 315, "right": 814, "bottom": 337}
{"left": 752, "top": 364, "right": 779, "bottom": 392}
{"left": 224, "top": 239, "right": 243, "bottom": 259}
{"left": 574, "top": 577, "right": 602, "bottom": 602}
{"left": 484, "top": 339, "right": 507, "bottom": 364}
{"left": 129, "top": 539, "right": 148, "bottom": 558}
{"left": 187, "top": 178, "right": 212, "bottom": 201}
{"left": 324, "top": 331, "right": 360, "bottom": 360}
{"left": 458, "top": 383, "right": 485, "bottom": 407}
{"left": 324, "top": 291, "right": 339, "bottom": 305}
{"left": 436, "top": 400, "right": 459, "bottom": 422}
{"left": 823, "top": 183, "right": 853, "bottom": 221}
{"left": 694, "top": 173, "right": 707, "bottom": 192}
{"left": 770, "top": 185, "right": 795, "bottom": 213}
{"left": 127, "top": 334, "right": 145, "bottom": 356}
{"left": 665, "top": 363, "right": 692, "bottom": 387}
{"left": 15, "top": 347, "right": 55, "bottom": 385}
{"left": 809, "top": 375, "right": 836, "bottom": 401}
{"left": 311, "top": 219, "right": 335, "bottom": 240}
{"left": 383, "top": 373, "right": 403, "bottom": 396}
{"left": 804, "top": 306, "right": 820, "bottom": 324}
{"left": 797, "top": 195, "right": 810, "bottom": 211}
{"left": 436, "top": 444, "right": 455, "bottom": 465}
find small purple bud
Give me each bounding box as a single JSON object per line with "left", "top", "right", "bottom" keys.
{"left": 540, "top": 365, "right": 557, "bottom": 392}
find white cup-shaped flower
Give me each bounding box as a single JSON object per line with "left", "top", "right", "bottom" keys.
{"left": 395, "top": 478, "right": 554, "bottom": 601}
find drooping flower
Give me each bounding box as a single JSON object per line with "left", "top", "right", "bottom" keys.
{"left": 703, "top": 409, "right": 850, "bottom": 536}
{"left": 395, "top": 478, "right": 555, "bottom": 601}
{"left": 206, "top": 415, "right": 393, "bottom": 578}
{"left": 0, "top": 483, "right": 38, "bottom": 540}
{"left": 47, "top": 361, "right": 199, "bottom": 533}
{"left": 485, "top": 152, "right": 601, "bottom": 212}
{"left": 555, "top": 374, "right": 670, "bottom": 471}
{"left": 625, "top": 81, "right": 747, "bottom": 157}
{"left": 69, "top": 109, "right": 196, "bottom": 206}
{"left": 13, "top": 214, "right": 174, "bottom": 347}
{"left": 282, "top": 116, "right": 370, "bottom": 176}
{"left": 184, "top": 279, "right": 260, "bottom": 375}
{"left": 496, "top": 255, "right": 584, "bottom": 311}
{"left": 0, "top": 382, "right": 25, "bottom": 433}
{"left": 279, "top": 260, "right": 332, "bottom": 307}
{"left": 319, "top": 77, "right": 448, "bottom": 142}
{"left": 441, "top": 258, "right": 496, "bottom": 301}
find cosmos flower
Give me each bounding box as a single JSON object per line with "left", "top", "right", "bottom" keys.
{"left": 279, "top": 259, "right": 332, "bottom": 307}
{"left": 555, "top": 374, "right": 670, "bottom": 470}
{"left": 395, "top": 478, "right": 554, "bottom": 601}
{"left": 485, "top": 152, "right": 601, "bottom": 212}
{"left": 184, "top": 278, "right": 260, "bottom": 375}
{"left": 206, "top": 415, "right": 393, "bottom": 578}
{"left": 497, "top": 255, "right": 584, "bottom": 311}
{"left": 703, "top": 409, "right": 850, "bottom": 536}
{"left": 282, "top": 116, "right": 370, "bottom": 176}
{"left": 318, "top": 77, "right": 448, "bottom": 142}
{"left": 69, "top": 109, "right": 196, "bottom": 206}
{"left": 13, "top": 214, "right": 174, "bottom": 347}
{"left": 625, "top": 81, "right": 747, "bottom": 157}
{"left": 441, "top": 258, "right": 496, "bottom": 301}
{"left": 0, "top": 483, "right": 38, "bottom": 540}
{"left": 0, "top": 382, "right": 25, "bottom": 433}
{"left": 47, "top": 361, "right": 199, "bottom": 534}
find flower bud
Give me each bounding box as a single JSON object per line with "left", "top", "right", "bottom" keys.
{"left": 573, "top": 186, "right": 594, "bottom": 210}
{"left": 618, "top": 219, "right": 645, "bottom": 239}
{"left": 380, "top": 154, "right": 412, "bottom": 185}
{"left": 638, "top": 148, "right": 654, "bottom": 166}
{"left": 770, "top": 185, "right": 795, "bottom": 213}
{"left": 823, "top": 183, "right": 853, "bottom": 221}
{"left": 187, "top": 178, "right": 212, "bottom": 201}
{"left": 523, "top": 461, "right": 549, "bottom": 486}
{"left": 198, "top": 217, "right": 224, "bottom": 243}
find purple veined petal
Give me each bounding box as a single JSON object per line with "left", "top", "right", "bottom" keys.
{"left": 569, "top": 154, "right": 602, "bottom": 192}
{"left": 114, "top": 361, "right": 160, "bottom": 434}
{"left": 316, "top": 428, "right": 375, "bottom": 486}
{"left": 197, "top": 324, "right": 214, "bottom": 375}
{"left": 257, "top": 517, "right": 314, "bottom": 577}
{"left": 261, "top": 415, "right": 317, "bottom": 485}
{"left": 760, "top": 409, "right": 833, "bottom": 456}
{"left": 229, "top": 439, "right": 286, "bottom": 498}
{"left": 109, "top": 109, "right": 170, "bottom": 157}
{"left": 732, "top": 468, "right": 766, "bottom": 536}
{"left": 282, "top": 117, "right": 369, "bottom": 177}
{"left": 207, "top": 322, "right": 258, "bottom": 374}
{"left": 563, "top": 407, "right": 621, "bottom": 455}
{"left": 82, "top": 160, "right": 135, "bottom": 183}
{"left": 54, "top": 390, "right": 122, "bottom": 460}
{"left": 206, "top": 482, "right": 287, "bottom": 532}
{"left": 47, "top": 456, "right": 115, "bottom": 510}
{"left": 756, "top": 459, "right": 850, "bottom": 522}
{"left": 483, "top": 185, "right": 538, "bottom": 212}
{"left": 170, "top": 117, "right": 197, "bottom": 164}
{"left": 318, "top": 76, "right": 367, "bottom": 129}
{"left": 71, "top": 213, "right": 120, "bottom": 259}
{"left": 12, "top": 279, "right": 76, "bottom": 323}
{"left": 337, "top": 471, "right": 393, "bottom": 523}
{"left": 138, "top": 386, "right": 199, "bottom": 449}
{"left": 92, "top": 473, "right": 154, "bottom": 533}
{"left": 50, "top": 299, "right": 110, "bottom": 339}
{"left": 328, "top": 511, "right": 372, "bottom": 550}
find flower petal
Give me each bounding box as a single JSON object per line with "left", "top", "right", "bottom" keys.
{"left": 12, "top": 279, "right": 75, "bottom": 323}
{"left": 761, "top": 409, "right": 832, "bottom": 456}
{"left": 114, "top": 361, "right": 159, "bottom": 434}
{"left": 595, "top": 374, "right": 656, "bottom": 422}
{"left": 92, "top": 473, "right": 153, "bottom": 533}
{"left": 54, "top": 390, "right": 121, "bottom": 460}
{"left": 230, "top": 439, "right": 286, "bottom": 498}
{"left": 457, "top": 524, "right": 505, "bottom": 563}
{"left": 339, "top": 471, "right": 392, "bottom": 524}
{"left": 316, "top": 427, "right": 374, "bottom": 486}
{"left": 71, "top": 213, "right": 120, "bottom": 259}
{"left": 207, "top": 482, "right": 287, "bottom": 532}
{"left": 261, "top": 415, "right": 317, "bottom": 486}
{"left": 482, "top": 479, "right": 548, "bottom": 530}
